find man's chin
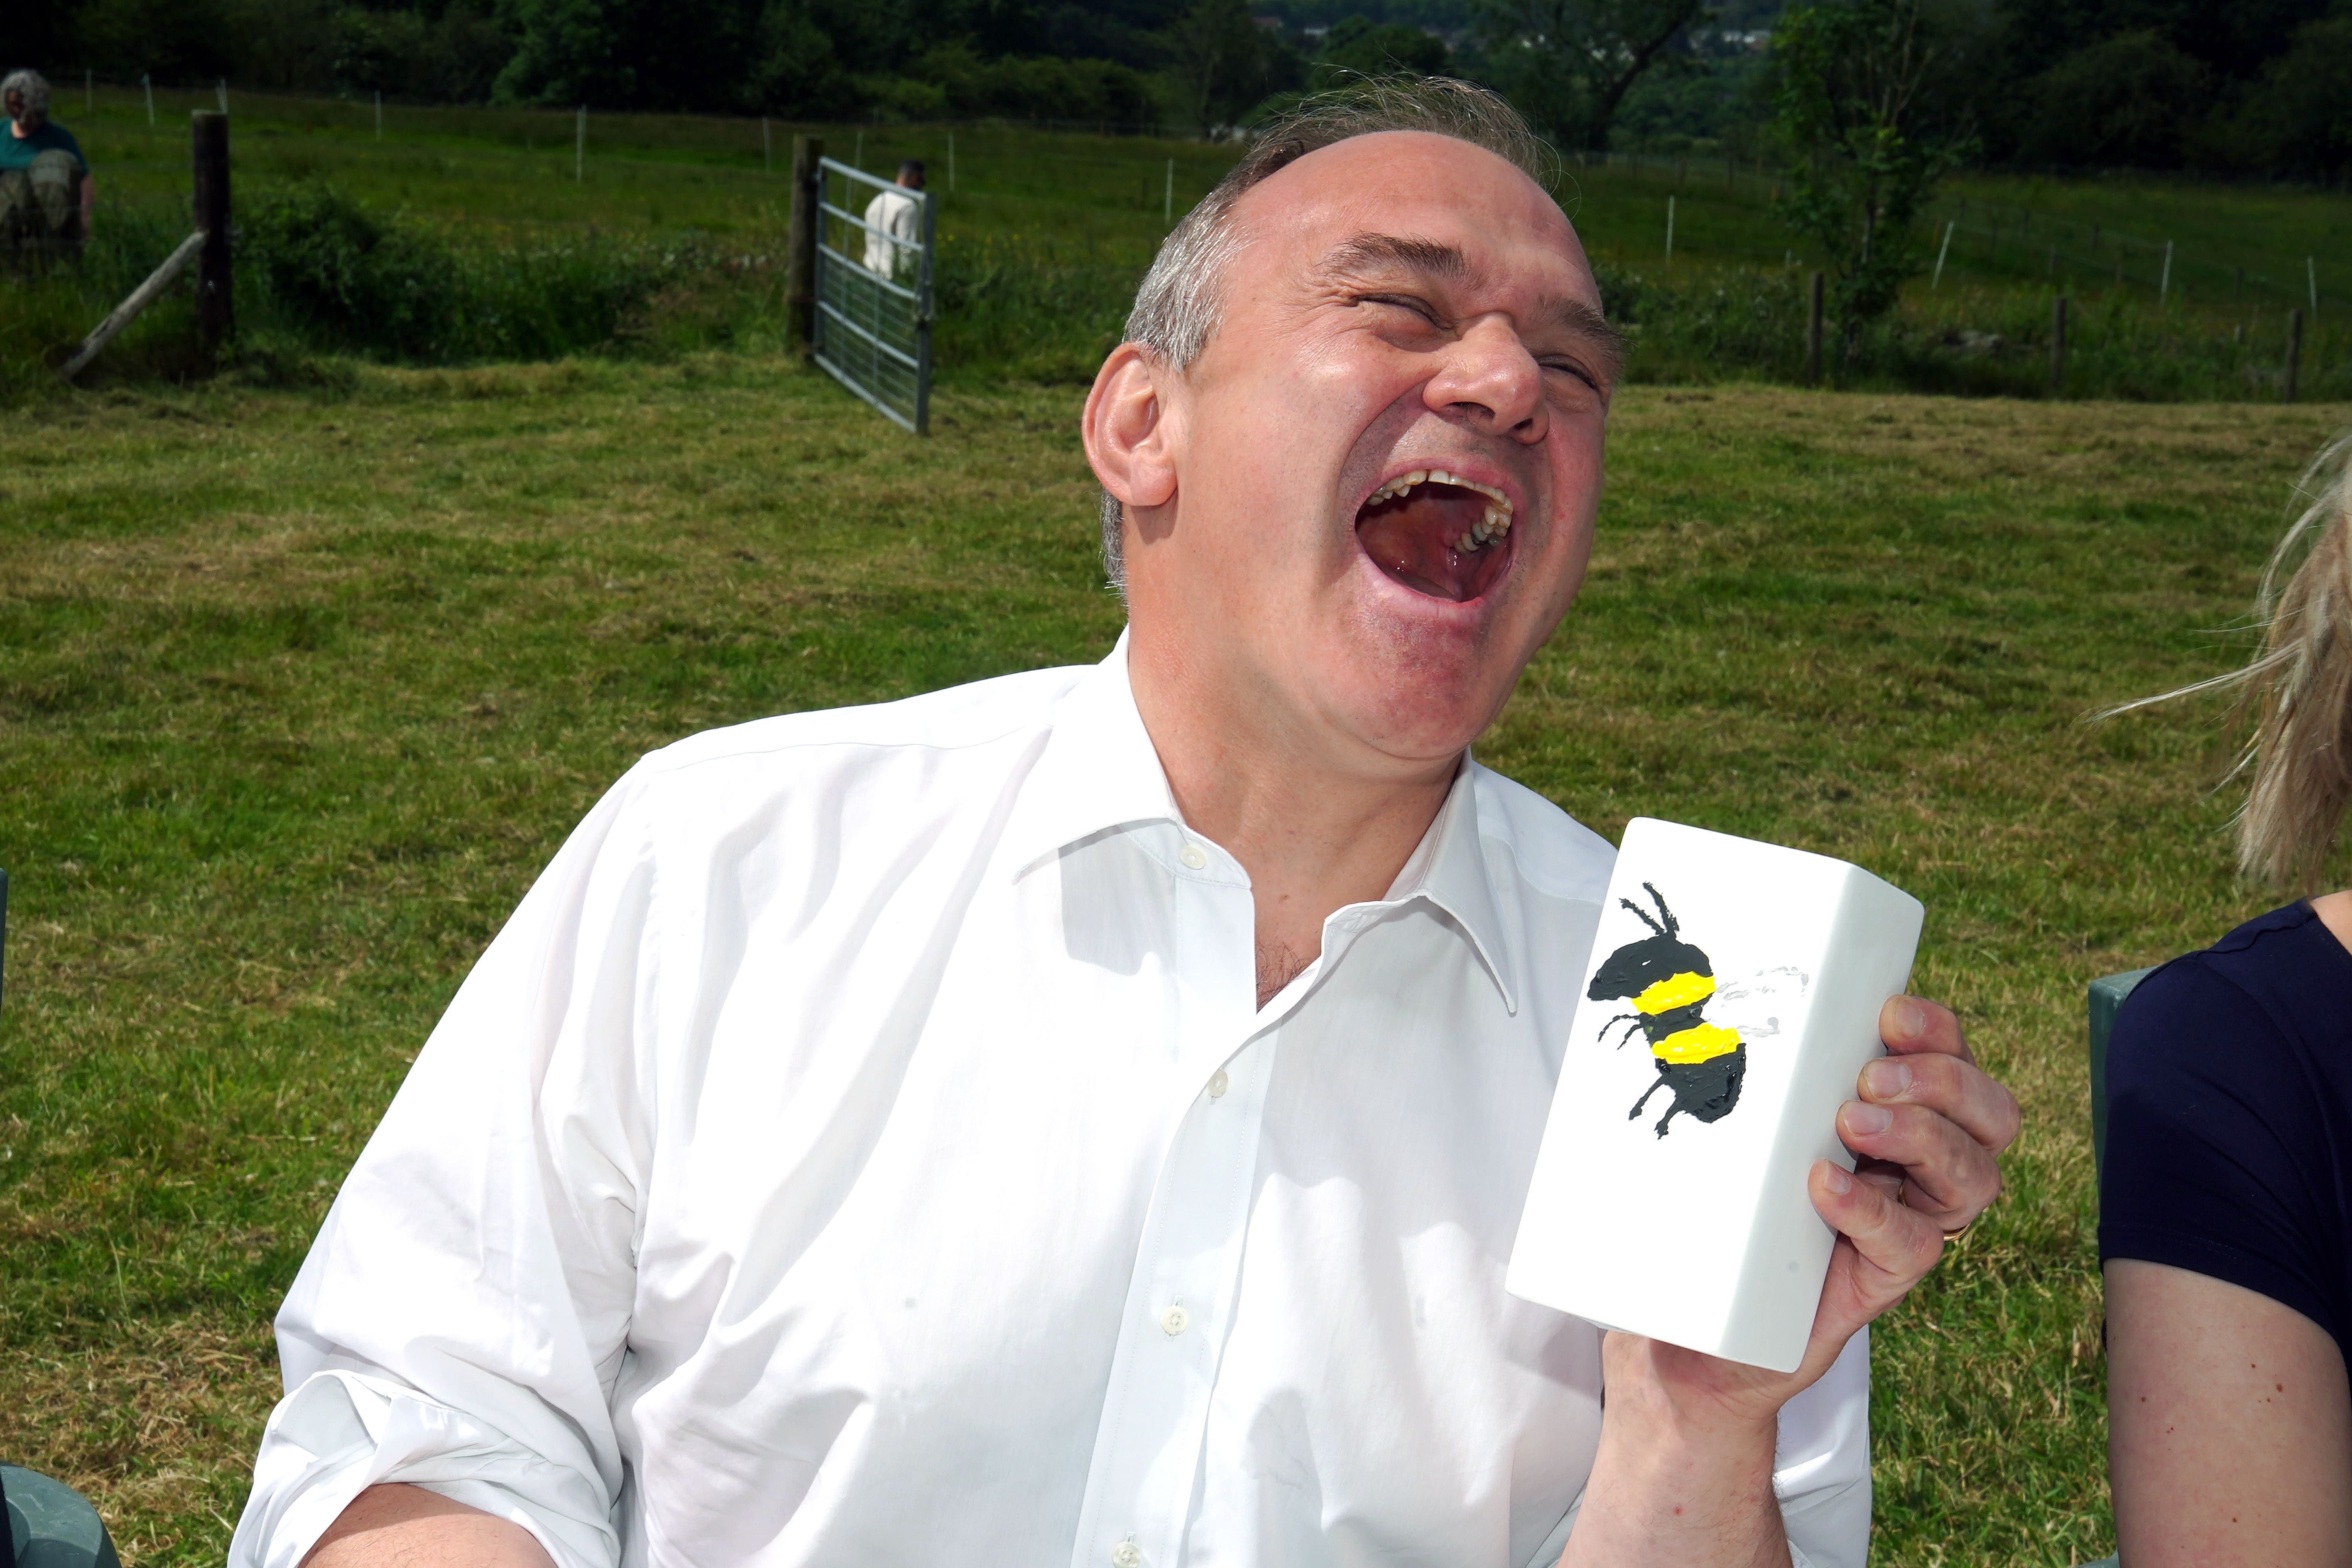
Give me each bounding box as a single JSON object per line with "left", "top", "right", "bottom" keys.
{"left": 1323, "top": 618, "right": 1519, "bottom": 766}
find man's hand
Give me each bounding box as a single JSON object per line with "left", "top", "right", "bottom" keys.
{"left": 1561, "top": 995, "right": 2018, "bottom": 1568}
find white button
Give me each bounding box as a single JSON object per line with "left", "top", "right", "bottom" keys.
{"left": 1178, "top": 843, "right": 1208, "bottom": 870}
{"left": 1159, "top": 1303, "right": 1190, "bottom": 1336}
{"left": 1112, "top": 1543, "right": 1144, "bottom": 1568}
{"left": 1206, "top": 1069, "right": 1229, "bottom": 1099}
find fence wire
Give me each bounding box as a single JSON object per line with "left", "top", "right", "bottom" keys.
{"left": 814, "top": 157, "right": 935, "bottom": 434}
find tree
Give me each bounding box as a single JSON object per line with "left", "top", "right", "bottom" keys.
{"left": 1160, "top": 0, "right": 1295, "bottom": 135}
{"left": 2019, "top": 29, "right": 2210, "bottom": 169}
{"left": 1469, "top": 0, "right": 1709, "bottom": 151}
{"left": 2242, "top": 13, "right": 2352, "bottom": 181}
{"left": 492, "top": 0, "right": 761, "bottom": 109}
{"left": 1771, "top": 0, "right": 1975, "bottom": 359}
{"left": 1312, "top": 16, "right": 1449, "bottom": 88}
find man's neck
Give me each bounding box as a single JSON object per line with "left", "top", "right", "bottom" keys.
{"left": 1127, "top": 640, "right": 1460, "bottom": 1008}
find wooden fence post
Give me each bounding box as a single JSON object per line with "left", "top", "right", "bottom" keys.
{"left": 2051, "top": 295, "right": 2068, "bottom": 397}
{"left": 1805, "top": 270, "right": 1824, "bottom": 387}
{"left": 2286, "top": 308, "right": 2303, "bottom": 404}
{"left": 192, "top": 111, "right": 232, "bottom": 361}
{"left": 788, "top": 135, "right": 823, "bottom": 352}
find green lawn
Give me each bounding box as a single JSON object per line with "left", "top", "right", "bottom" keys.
{"left": 66, "top": 84, "right": 2349, "bottom": 298}
{"left": 3, "top": 353, "right": 2346, "bottom": 1563}
{"left": 36, "top": 85, "right": 2352, "bottom": 367}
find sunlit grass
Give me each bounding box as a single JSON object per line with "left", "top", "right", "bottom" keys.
{"left": 3, "top": 360, "right": 2347, "bottom": 1562}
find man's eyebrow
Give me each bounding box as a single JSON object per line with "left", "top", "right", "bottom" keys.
{"left": 1319, "top": 233, "right": 1475, "bottom": 282}
{"left": 1321, "top": 231, "right": 1627, "bottom": 385}
{"left": 1548, "top": 296, "right": 1629, "bottom": 383}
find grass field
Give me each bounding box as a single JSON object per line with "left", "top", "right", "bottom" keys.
{"left": 3, "top": 348, "right": 2348, "bottom": 1563}
{"left": 6, "top": 86, "right": 2349, "bottom": 399}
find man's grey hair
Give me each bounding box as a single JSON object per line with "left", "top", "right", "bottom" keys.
{"left": 1097, "top": 76, "right": 1551, "bottom": 592}
{"left": 2, "top": 69, "right": 52, "bottom": 123}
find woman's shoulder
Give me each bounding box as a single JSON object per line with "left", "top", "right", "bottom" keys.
{"left": 2116, "top": 900, "right": 2352, "bottom": 1076}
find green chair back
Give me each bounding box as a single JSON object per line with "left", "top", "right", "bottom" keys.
{"left": 2, "top": 1465, "right": 122, "bottom": 1568}
{"left": 2087, "top": 968, "right": 2154, "bottom": 1180}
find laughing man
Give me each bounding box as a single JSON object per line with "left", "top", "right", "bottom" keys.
{"left": 231, "top": 79, "right": 2016, "bottom": 1568}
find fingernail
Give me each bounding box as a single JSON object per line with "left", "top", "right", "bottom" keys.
{"left": 1897, "top": 999, "right": 1927, "bottom": 1037}
{"left": 1864, "top": 1059, "right": 1913, "bottom": 1099}
{"left": 1844, "top": 1102, "right": 1894, "bottom": 1136}
{"left": 1822, "top": 1164, "right": 1853, "bottom": 1195}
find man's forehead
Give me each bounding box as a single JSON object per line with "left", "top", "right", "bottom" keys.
{"left": 1235, "top": 132, "right": 1583, "bottom": 282}
{"left": 1242, "top": 132, "right": 1562, "bottom": 223}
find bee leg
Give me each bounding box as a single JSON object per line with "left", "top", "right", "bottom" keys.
{"left": 1627, "top": 1073, "right": 1669, "bottom": 1122}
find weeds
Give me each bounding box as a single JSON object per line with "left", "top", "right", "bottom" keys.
{"left": 1598, "top": 260, "right": 2349, "bottom": 400}
{"left": 19, "top": 195, "right": 2333, "bottom": 409}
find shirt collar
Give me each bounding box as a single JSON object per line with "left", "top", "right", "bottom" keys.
{"left": 1001, "top": 632, "right": 1520, "bottom": 1014}
{"left": 1376, "top": 761, "right": 1520, "bottom": 1016}
{"left": 998, "top": 632, "right": 1181, "bottom": 881}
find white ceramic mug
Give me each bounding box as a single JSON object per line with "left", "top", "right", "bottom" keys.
{"left": 1506, "top": 817, "right": 1924, "bottom": 1373}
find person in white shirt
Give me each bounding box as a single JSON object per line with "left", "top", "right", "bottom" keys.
{"left": 232, "top": 78, "right": 2016, "bottom": 1568}
{"left": 861, "top": 159, "right": 924, "bottom": 278}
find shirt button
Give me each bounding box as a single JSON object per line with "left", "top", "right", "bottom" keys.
{"left": 1207, "top": 1069, "right": 1229, "bottom": 1099}
{"left": 1159, "top": 1303, "right": 1190, "bottom": 1336}
{"left": 1112, "top": 1543, "right": 1144, "bottom": 1568}
{"left": 1178, "top": 843, "right": 1208, "bottom": 870}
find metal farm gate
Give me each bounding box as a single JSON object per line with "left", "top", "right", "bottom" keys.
{"left": 812, "top": 157, "right": 936, "bottom": 434}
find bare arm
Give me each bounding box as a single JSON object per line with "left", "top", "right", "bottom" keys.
{"left": 2107, "top": 1259, "right": 2352, "bottom": 1566}
{"left": 1561, "top": 997, "right": 2017, "bottom": 1567}
{"left": 300, "top": 1484, "right": 556, "bottom": 1568}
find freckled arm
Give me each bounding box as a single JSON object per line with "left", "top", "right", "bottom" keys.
{"left": 2107, "top": 1259, "right": 2352, "bottom": 1566}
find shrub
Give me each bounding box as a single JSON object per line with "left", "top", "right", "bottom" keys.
{"left": 2021, "top": 32, "right": 2212, "bottom": 171}
{"left": 238, "top": 183, "right": 729, "bottom": 363}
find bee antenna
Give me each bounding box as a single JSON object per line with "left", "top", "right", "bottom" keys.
{"left": 1617, "top": 892, "right": 1668, "bottom": 937}
{"left": 1640, "top": 882, "right": 1678, "bottom": 937}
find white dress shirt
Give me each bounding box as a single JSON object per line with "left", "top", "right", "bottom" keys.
{"left": 229, "top": 638, "right": 1869, "bottom": 1568}
{"left": 861, "top": 186, "right": 919, "bottom": 276}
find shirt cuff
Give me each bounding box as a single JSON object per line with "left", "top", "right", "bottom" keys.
{"left": 227, "top": 1368, "right": 618, "bottom": 1568}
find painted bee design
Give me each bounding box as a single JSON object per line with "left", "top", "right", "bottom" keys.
{"left": 1588, "top": 883, "right": 1751, "bottom": 1137}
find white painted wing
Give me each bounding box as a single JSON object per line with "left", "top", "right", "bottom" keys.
{"left": 1709, "top": 966, "right": 1812, "bottom": 1044}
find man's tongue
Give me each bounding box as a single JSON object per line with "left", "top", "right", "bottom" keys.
{"left": 1355, "top": 484, "right": 1510, "bottom": 603}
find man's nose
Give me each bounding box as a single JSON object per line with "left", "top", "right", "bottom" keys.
{"left": 1422, "top": 317, "right": 1546, "bottom": 443}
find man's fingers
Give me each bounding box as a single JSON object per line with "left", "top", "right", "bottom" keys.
{"left": 1856, "top": 1050, "right": 2021, "bottom": 1155}
{"left": 1879, "top": 995, "right": 1971, "bottom": 1065}
{"left": 1835, "top": 1098, "right": 2001, "bottom": 1225}
{"left": 1809, "top": 1159, "right": 1944, "bottom": 1312}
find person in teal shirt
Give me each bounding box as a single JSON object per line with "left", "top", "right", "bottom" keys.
{"left": 2, "top": 69, "right": 93, "bottom": 257}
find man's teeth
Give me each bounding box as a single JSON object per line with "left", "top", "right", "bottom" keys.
{"left": 1364, "top": 468, "right": 1515, "bottom": 553}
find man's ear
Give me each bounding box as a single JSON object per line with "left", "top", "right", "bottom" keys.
{"left": 1083, "top": 344, "right": 1178, "bottom": 514}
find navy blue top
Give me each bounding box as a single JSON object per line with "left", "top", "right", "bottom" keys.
{"left": 2101, "top": 900, "right": 2352, "bottom": 1350}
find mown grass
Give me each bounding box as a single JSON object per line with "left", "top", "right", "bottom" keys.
{"left": 3, "top": 356, "right": 2347, "bottom": 1563}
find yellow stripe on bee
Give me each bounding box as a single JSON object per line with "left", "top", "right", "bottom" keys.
{"left": 1652, "top": 1022, "right": 1743, "bottom": 1064}
{"left": 1634, "top": 970, "right": 1717, "bottom": 1015}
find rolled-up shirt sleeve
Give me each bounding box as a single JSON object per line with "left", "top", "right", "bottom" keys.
{"left": 1774, "top": 1325, "right": 1872, "bottom": 1568}
{"left": 230, "top": 764, "right": 662, "bottom": 1568}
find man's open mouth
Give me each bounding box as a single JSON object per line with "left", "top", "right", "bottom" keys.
{"left": 1353, "top": 469, "right": 1515, "bottom": 603}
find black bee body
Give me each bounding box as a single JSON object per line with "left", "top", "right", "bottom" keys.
{"left": 1588, "top": 883, "right": 1747, "bottom": 1137}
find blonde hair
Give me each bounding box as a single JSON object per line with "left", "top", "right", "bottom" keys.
{"left": 2114, "top": 431, "right": 2352, "bottom": 887}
